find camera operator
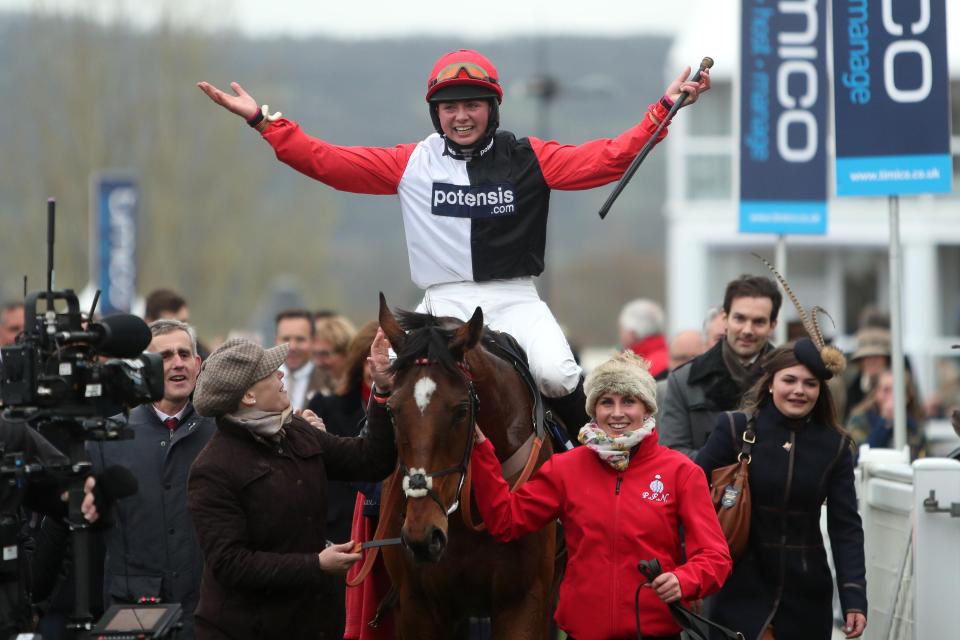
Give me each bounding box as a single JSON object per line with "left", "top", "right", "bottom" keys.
{"left": 0, "top": 415, "right": 101, "bottom": 638}
{"left": 87, "top": 319, "right": 215, "bottom": 640}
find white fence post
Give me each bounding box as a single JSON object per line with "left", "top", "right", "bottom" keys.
{"left": 912, "top": 458, "right": 960, "bottom": 640}
{"left": 857, "top": 447, "right": 913, "bottom": 639}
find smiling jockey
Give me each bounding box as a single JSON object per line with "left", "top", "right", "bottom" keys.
{"left": 197, "top": 49, "right": 710, "bottom": 437}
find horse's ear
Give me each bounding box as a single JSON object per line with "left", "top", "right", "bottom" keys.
{"left": 452, "top": 306, "right": 484, "bottom": 357}
{"left": 378, "top": 292, "right": 405, "bottom": 350}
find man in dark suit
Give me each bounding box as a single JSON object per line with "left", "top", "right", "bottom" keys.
{"left": 88, "top": 319, "right": 216, "bottom": 639}
{"left": 660, "top": 275, "right": 782, "bottom": 458}
{"left": 275, "top": 309, "right": 328, "bottom": 411}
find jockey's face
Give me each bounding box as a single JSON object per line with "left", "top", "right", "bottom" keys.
{"left": 436, "top": 99, "right": 490, "bottom": 147}
{"left": 594, "top": 393, "right": 650, "bottom": 438}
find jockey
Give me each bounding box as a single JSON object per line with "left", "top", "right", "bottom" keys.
{"left": 197, "top": 49, "right": 710, "bottom": 437}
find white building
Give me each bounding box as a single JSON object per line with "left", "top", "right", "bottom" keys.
{"left": 664, "top": 2, "right": 960, "bottom": 399}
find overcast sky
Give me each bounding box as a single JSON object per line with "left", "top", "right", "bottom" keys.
{"left": 0, "top": 0, "right": 697, "bottom": 38}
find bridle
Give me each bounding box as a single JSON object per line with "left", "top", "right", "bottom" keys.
{"left": 387, "top": 357, "right": 479, "bottom": 517}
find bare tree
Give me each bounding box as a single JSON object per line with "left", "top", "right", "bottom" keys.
{"left": 0, "top": 4, "right": 336, "bottom": 338}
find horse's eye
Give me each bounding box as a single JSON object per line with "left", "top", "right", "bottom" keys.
{"left": 452, "top": 403, "right": 470, "bottom": 423}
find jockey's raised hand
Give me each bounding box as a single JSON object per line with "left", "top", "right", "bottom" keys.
{"left": 196, "top": 81, "right": 259, "bottom": 120}
{"left": 664, "top": 66, "right": 711, "bottom": 107}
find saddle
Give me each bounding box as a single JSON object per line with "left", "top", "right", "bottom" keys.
{"left": 480, "top": 329, "right": 547, "bottom": 442}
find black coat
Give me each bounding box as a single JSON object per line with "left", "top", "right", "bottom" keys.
{"left": 88, "top": 403, "right": 216, "bottom": 640}
{"left": 307, "top": 387, "right": 366, "bottom": 543}
{"left": 187, "top": 401, "right": 396, "bottom": 640}
{"left": 695, "top": 404, "right": 867, "bottom": 640}
{"left": 0, "top": 417, "right": 73, "bottom": 637}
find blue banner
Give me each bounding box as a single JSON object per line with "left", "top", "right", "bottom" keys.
{"left": 93, "top": 175, "right": 139, "bottom": 315}
{"left": 832, "top": 0, "right": 953, "bottom": 196}
{"left": 740, "top": 0, "right": 829, "bottom": 235}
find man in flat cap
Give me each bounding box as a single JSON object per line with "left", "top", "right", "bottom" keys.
{"left": 187, "top": 332, "right": 396, "bottom": 640}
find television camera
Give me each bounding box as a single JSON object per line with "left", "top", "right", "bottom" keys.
{"left": 0, "top": 199, "right": 175, "bottom": 638}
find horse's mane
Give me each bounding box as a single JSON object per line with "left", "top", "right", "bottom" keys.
{"left": 388, "top": 309, "right": 479, "bottom": 377}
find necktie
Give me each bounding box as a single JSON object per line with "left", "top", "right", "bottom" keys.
{"left": 164, "top": 417, "right": 179, "bottom": 431}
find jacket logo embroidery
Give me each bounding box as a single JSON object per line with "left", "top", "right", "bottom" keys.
{"left": 431, "top": 182, "right": 517, "bottom": 218}
{"left": 643, "top": 474, "right": 670, "bottom": 503}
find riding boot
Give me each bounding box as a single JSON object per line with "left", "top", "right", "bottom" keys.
{"left": 546, "top": 380, "right": 589, "bottom": 445}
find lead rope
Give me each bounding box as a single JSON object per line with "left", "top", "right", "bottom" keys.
{"left": 461, "top": 433, "right": 544, "bottom": 532}
{"left": 346, "top": 466, "right": 403, "bottom": 587}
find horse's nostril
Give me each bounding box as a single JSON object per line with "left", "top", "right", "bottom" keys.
{"left": 429, "top": 528, "right": 447, "bottom": 555}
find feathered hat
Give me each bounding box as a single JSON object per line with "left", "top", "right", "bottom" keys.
{"left": 754, "top": 254, "right": 847, "bottom": 380}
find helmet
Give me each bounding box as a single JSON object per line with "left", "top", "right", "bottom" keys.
{"left": 426, "top": 49, "right": 503, "bottom": 104}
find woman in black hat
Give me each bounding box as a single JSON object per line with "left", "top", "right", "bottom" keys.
{"left": 696, "top": 336, "right": 867, "bottom": 640}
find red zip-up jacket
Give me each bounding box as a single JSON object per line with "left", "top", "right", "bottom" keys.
{"left": 470, "top": 429, "right": 731, "bottom": 640}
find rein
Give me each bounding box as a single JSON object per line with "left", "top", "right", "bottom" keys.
{"left": 347, "top": 353, "right": 543, "bottom": 585}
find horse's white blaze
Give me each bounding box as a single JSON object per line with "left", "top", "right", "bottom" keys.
{"left": 414, "top": 376, "right": 437, "bottom": 414}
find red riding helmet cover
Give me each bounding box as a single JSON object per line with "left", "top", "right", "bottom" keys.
{"left": 426, "top": 49, "right": 503, "bottom": 104}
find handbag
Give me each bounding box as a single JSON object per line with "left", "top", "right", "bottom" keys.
{"left": 709, "top": 412, "right": 755, "bottom": 562}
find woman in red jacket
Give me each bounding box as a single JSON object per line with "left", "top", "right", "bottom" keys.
{"left": 470, "top": 351, "right": 732, "bottom": 640}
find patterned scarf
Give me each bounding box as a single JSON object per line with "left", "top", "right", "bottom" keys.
{"left": 577, "top": 417, "right": 657, "bottom": 472}
{"left": 223, "top": 405, "right": 293, "bottom": 440}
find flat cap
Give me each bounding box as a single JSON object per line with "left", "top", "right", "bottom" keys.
{"left": 193, "top": 338, "right": 289, "bottom": 417}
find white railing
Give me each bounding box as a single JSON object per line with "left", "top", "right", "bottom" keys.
{"left": 855, "top": 447, "right": 960, "bottom": 640}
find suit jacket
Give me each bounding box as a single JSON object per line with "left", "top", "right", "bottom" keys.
{"left": 88, "top": 403, "right": 216, "bottom": 640}
{"left": 659, "top": 341, "right": 772, "bottom": 459}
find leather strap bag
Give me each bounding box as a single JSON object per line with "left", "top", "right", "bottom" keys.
{"left": 709, "top": 412, "right": 755, "bottom": 562}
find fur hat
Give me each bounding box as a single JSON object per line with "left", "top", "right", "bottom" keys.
{"left": 584, "top": 351, "right": 658, "bottom": 418}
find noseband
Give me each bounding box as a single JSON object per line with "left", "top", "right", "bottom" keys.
{"left": 388, "top": 357, "right": 479, "bottom": 517}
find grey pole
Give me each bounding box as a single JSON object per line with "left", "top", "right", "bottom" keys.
{"left": 888, "top": 195, "right": 907, "bottom": 452}
{"left": 775, "top": 235, "right": 788, "bottom": 346}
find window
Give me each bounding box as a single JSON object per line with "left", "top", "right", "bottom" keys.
{"left": 842, "top": 251, "right": 888, "bottom": 335}
{"left": 686, "top": 155, "right": 732, "bottom": 200}
{"left": 938, "top": 246, "right": 960, "bottom": 336}
{"left": 689, "top": 81, "right": 732, "bottom": 137}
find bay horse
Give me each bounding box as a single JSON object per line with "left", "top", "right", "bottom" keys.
{"left": 375, "top": 294, "right": 557, "bottom": 639}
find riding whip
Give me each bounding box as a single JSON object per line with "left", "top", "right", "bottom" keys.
{"left": 635, "top": 558, "right": 744, "bottom": 640}
{"left": 598, "top": 57, "right": 714, "bottom": 220}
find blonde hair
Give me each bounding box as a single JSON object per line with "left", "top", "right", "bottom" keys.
{"left": 314, "top": 315, "right": 357, "bottom": 354}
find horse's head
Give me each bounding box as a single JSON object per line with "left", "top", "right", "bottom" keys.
{"left": 379, "top": 293, "right": 483, "bottom": 563}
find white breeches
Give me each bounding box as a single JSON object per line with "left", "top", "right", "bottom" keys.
{"left": 416, "top": 278, "right": 581, "bottom": 397}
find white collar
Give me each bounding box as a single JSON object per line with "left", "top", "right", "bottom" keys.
{"left": 153, "top": 403, "right": 189, "bottom": 424}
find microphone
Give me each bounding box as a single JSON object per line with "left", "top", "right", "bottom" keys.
{"left": 88, "top": 465, "right": 138, "bottom": 528}
{"left": 92, "top": 314, "right": 153, "bottom": 358}
{"left": 96, "top": 465, "right": 140, "bottom": 501}
{"left": 57, "top": 314, "right": 152, "bottom": 358}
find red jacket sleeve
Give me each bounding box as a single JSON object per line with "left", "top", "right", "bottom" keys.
{"left": 470, "top": 439, "right": 563, "bottom": 542}
{"left": 261, "top": 119, "right": 417, "bottom": 195}
{"left": 671, "top": 463, "right": 732, "bottom": 599}
{"left": 530, "top": 101, "right": 672, "bottom": 191}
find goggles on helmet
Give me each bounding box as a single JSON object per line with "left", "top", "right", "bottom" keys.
{"left": 429, "top": 62, "right": 498, "bottom": 89}
{"left": 426, "top": 50, "right": 503, "bottom": 104}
